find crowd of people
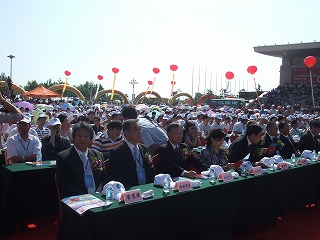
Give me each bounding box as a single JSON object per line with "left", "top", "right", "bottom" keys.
{"left": 1, "top": 88, "right": 320, "bottom": 238}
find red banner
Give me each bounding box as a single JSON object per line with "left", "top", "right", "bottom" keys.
{"left": 292, "top": 67, "right": 320, "bottom": 85}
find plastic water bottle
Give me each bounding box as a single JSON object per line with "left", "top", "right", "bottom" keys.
{"left": 105, "top": 186, "right": 114, "bottom": 205}
{"left": 241, "top": 161, "right": 247, "bottom": 177}
{"left": 163, "top": 175, "right": 171, "bottom": 193}
{"left": 291, "top": 153, "right": 296, "bottom": 166}
{"left": 311, "top": 150, "right": 316, "bottom": 161}
{"left": 209, "top": 167, "right": 215, "bottom": 183}
{"left": 36, "top": 151, "right": 42, "bottom": 165}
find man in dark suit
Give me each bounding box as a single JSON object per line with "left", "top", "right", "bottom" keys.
{"left": 154, "top": 122, "right": 207, "bottom": 178}
{"left": 299, "top": 119, "right": 320, "bottom": 152}
{"left": 56, "top": 121, "right": 107, "bottom": 199}
{"left": 279, "top": 121, "right": 301, "bottom": 159}
{"left": 109, "top": 119, "right": 155, "bottom": 188}
{"left": 261, "top": 121, "right": 280, "bottom": 157}
{"left": 228, "top": 123, "right": 267, "bottom": 166}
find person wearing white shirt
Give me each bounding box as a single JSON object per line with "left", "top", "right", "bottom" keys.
{"left": 6, "top": 116, "right": 41, "bottom": 164}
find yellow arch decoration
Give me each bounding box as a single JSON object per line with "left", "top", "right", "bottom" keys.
{"left": 95, "top": 89, "right": 129, "bottom": 103}
{"left": 169, "top": 92, "right": 194, "bottom": 106}
{"left": 0, "top": 81, "right": 26, "bottom": 98}
{"left": 133, "top": 91, "right": 163, "bottom": 104}
{"left": 49, "top": 84, "right": 85, "bottom": 101}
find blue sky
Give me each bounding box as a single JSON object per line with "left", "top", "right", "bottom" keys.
{"left": 1, "top": 0, "right": 319, "bottom": 100}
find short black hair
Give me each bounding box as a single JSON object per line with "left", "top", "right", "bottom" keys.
{"left": 78, "top": 115, "right": 90, "bottom": 123}
{"left": 57, "top": 113, "right": 68, "bottom": 123}
{"left": 107, "top": 120, "right": 123, "bottom": 130}
{"left": 122, "top": 119, "right": 139, "bottom": 132}
{"left": 121, "top": 106, "right": 138, "bottom": 120}
{"left": 245, "top": 123, "right": 262, "bottom": 136}
{"left": 310, "top": 119, "right": 320, "bottom": 128}
{"left": 167, "top": 122, "right": 182, "bottom": 133}
{"left": 206, "top": 129, "right": 226, "bottom": 146}
{"left": 72, "top": 121, "right": 94, "bottom": 140}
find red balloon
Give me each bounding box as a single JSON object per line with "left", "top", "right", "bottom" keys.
{"left": 153, "top": 68, "right": 160, "bottom": 74}
{"left": 148, "top": 80, "right": 153, "bottom": 85}
{"left": 64, "top": 70, "right": 71, "bottom": 76}
{"left": 97, "top": 75, "right": 103, "bottom": 80}
{"left": 112, "top": 67, "right": 119, "bottom": 74}
{"left": 247, "top": 66, "right": 257, "bottom": 75}
{"left": 304, "top": 56, "right": 317, "bottom": 68}
{"left": 171, "top": 81, "right": 176, "bottom": 85}
{"left": 225, "top": 71, "right": 234, "bottom": 80}
{"left": 170, "top": 64, "right": 178, "bottom": 71}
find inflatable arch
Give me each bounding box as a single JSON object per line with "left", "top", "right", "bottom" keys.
{"left": 197, "top": 94, "right": 215, "bottom": 106}
{"left": 49, "top": 84, "right": 85, "bottom": 101}
{"left": 169, "top": 92, "right": 194, "bottom": 106}
{"left": 133, "top": 91, "right": 163, "bottom": 104}
{"left": 0, "top": 81, "right": 26, "bottom": 97}
{"left": 95, "top": 89, "right": 129, "bottom": 103}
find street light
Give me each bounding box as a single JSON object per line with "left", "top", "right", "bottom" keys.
{"left": 129, "top": 78, "right": 138, "bottom": 101}
{"left": 7, "top": 55, "right": 15, "bottom": 79}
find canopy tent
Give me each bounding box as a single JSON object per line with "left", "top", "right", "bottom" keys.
{"left": 22, "top": 85, "right": 61, "bottom": 98}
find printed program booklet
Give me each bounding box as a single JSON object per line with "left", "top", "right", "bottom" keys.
{"left": 61, "top": 194, "right": 105, "bottom": 215}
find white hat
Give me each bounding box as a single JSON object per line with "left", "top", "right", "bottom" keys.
{"left": 187, "top": 113, "right": 197, "bottom": 120}
{"left": 215, "top": 114, "right": 222, "bottom": 120}
{"left": 301, "top": 150, "right": 312, "bottom": 159}
{"left": 260, "top": 114, "right": 268, "bottom": 120}
{"left": 197, "top": 111, "right": 204, "bottom": 117}
{"left": 48, "top": 118, "right": 61, "bottom": 126}
{"left": 103, "top": 181, "right": 126, "bottom": 201}
{"left": 37, "top": 113, "right": 47, "bottom": 120}
{"left": 249, "top": 114, "right": 257, "bottom": 120}
{"left": 241, "top": 115, "right": 248, "bottom": 120}
{"left": 177, "top": 119, "right": 186, "bottom": 127}
{"left": 163, "top": 114, "right": 170, "bottom": 120}
{"left": 19, "top": 116, "right": 31, "bottom": 124}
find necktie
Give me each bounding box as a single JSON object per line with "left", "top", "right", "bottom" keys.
{"left": 273, "top": 137, "right": 277, "bottom": 143}
{"left": 175, "top": 147, "right": 180, "bottom": 156}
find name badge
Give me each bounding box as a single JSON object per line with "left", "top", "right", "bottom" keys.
{"left": 84, "top": 174, "right": 94, "bottom": 188}
{"left": 298, "top": 158, "right": 308, "bottom": 165}
{"left": 176, "top": 180, "right": 193, "bottom": 192}
{"left": 277, "top": 162, "right": 289, "bottom": 170}
{"left": 218, "top": 172, "right": 233, "bottom": 182}
{"left": 251, "top": 166, "right": 263, "bottom": 176}
{"left": 123, "top": 189, "right": 143, "bottom": 204}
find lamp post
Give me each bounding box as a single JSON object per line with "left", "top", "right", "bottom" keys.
{"left": 129, "top": 78, "right": 138, "bottom": 101}
{"left": 7, "top": 55, "right": 15, "bottom": 79}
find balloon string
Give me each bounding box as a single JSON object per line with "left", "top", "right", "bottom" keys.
{"left": 148, "top": 76, "right": 156, "bottom": 99}
{"left": 94, "top": 83, "right": 100, "bottom": 101}
{"left": 170, "top": 74, "right": 175, "bottom": 98}
{"left": 253, "top": 77, "right": 261, "bottom": 106}
{"left": 111, "top": 75, "right": 116, "bottom": 100}
{"left": 61, "top": 77, "right": 68, "bottom": 98}
{"left": 310, "top": 69, "right": 315, "bottom": 108}
{"left": 141, "top": 87, "right": 150, "bottom": 103}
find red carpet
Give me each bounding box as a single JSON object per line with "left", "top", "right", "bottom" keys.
{"left": 2, "top": 203, "right": 320, "bottom": 240}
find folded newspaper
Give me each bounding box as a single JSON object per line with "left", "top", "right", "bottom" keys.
{"left": 61, "top": 194, "right": 105, "bottom": 215}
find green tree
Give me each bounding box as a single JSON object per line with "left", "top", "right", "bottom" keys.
{"left": 24, "top": 80, "right": 39, "bottom": 91}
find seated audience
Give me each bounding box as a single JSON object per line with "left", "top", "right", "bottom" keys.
{"left": 56, "top": 121, "right": 107, "bottom": 199}
{"left": 228, "top": 123, "right": 267, "bottom": 167}
{"left": 154, "top": 122, "right": 207, "bottom": 178}
{"left": 91, "top": 120, "right": 124, "bottom": 160}
{"left": 6, "top": 116, "right": 41, "bottom": 164}
{"left": 41, "top": 118, "right": 71, "bottom": 161}
{"left": 299, "top": 119, "right": 320, "bottom": 152}
{"left": 109, "top": 119, "right": 155, "bottom": 188}
{"left": 182, "top": 121, "right": 202, "bottom": 148}
{"left": 200, "top": 129, "right": 234, "bottom": 170}
{"left": 278, "top": 121, "right": 301, "bottom": 159}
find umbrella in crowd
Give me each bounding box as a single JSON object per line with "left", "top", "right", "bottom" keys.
{"left": 35, "top": 104, "right": 54, "bottom": 111}
{"left": 135, "top": 104, "right": 151, "bottom": 113}
{"left": 61, "top": 103, "right": 76, "bottom": 111}
{"left": 14, "top": 101, "right": 34, "bottom": 111}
